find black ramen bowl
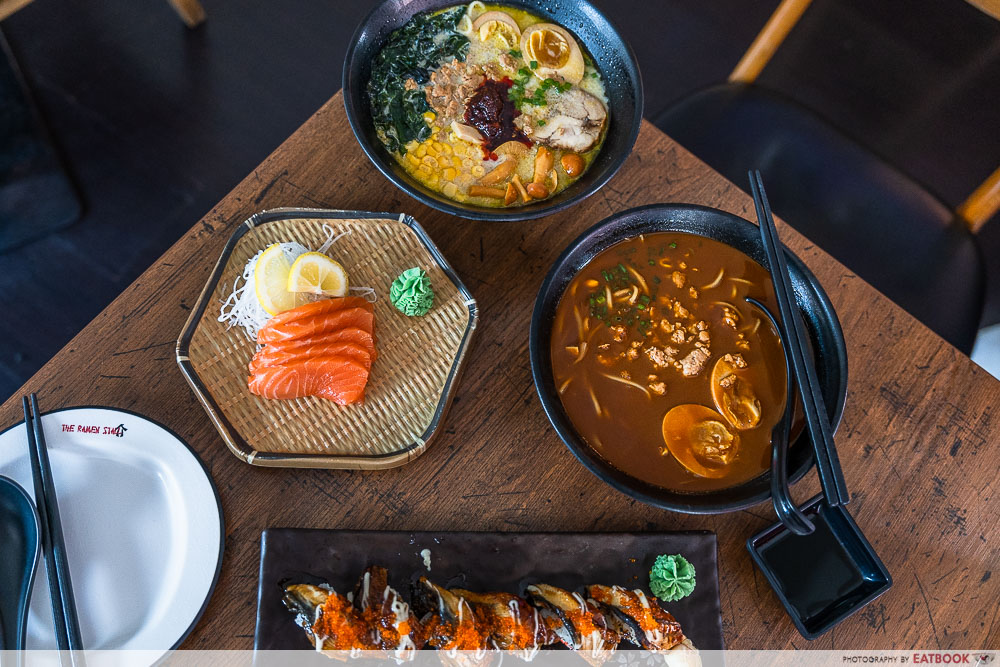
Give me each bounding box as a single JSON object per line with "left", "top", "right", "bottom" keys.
{"left": 529, "top": 204, "right": 849, "bottom": 514}
{"left": 343, "top": 0, "right": 643, "bottom": 222}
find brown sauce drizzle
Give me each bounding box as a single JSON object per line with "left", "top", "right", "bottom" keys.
{"left": 464, "top": 78, "right": 531, "bottom": 157}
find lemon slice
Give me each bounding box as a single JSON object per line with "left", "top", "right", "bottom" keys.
{"left": 255, "top": 244, "right": 309, "bottom": 315}
{"left": 472, "top": 11, "right": 521, "bottom": 48}
{"left": 287, "top": 252, "right": 349, "bottom": 297}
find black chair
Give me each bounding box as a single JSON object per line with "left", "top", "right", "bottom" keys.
{"left": 652, "top": 0, "right": 1000, "bottom": 353}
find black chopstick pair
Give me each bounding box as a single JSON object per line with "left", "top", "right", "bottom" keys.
{"left": 748, "top": 170, "right": 850, "bottom": 508}
{"left": 22, "top": 393, "right": 85, "bottom": 663}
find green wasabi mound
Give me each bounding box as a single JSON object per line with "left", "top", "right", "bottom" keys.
{"left": 390, "top": 267, "right": 434, "bottom": 317}
{"left": 649, "top": 554, "right": 696, "bottom": 602}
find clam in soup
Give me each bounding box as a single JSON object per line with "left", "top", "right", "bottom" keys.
{"left": 551, "top": 233, "right": 792, "bottom": 491}
{"left": 367, "top": 2, "right": 608, "bottom": 208}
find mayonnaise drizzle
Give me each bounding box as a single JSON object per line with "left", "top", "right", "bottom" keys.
{"left": 312, "top": 605, "right": 325, "bottom": 652}
{"left": 361, "top": 571, "right": 371, "bottom": 608}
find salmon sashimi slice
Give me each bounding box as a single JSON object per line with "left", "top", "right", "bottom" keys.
{"left": 248, "top": 355, "right": 370, "bottom": 405}
{"left": 258, "top": 306, "right": 374, "bottom": 346}
{"left": 262, "top": 296, "right": 370, "bottom": 331}
{"left": 249, "top": 338, "right": 373, "bottom": 373}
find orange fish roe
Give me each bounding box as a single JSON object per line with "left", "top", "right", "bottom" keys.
{"left": 311, "top": 592, "right": 375, "bottom": 650}
{"left": 430, "top": 603, "right": 490, "bottom": 652}
{"left": 479, "top": 601, "right": 537, "bottom": 650}
{"left": 564, "top": 603, "right": 619, "bottom": 648}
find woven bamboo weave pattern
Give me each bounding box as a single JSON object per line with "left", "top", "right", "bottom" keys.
{"left": 184, "top": 215, "right": 473, "bottom": 467}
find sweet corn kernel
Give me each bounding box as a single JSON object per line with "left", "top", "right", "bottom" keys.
{"left": 422, "top": 156, "right": 439, "bottom": 168}
{"left": 452, "top": 156, "right": 463, "bottom": 169}
{"left": 417, "top": 164, "right": 432, "bottom": 175}
{"left": 462, "top": 158, "right": 473, "bottom": 168}
{"left": 426, "top": 145, "right": 438, "bottom": 157}
{"left": 406, "top": 153, "right": 421, "bottom": 167}
{"left": 415, "top": 144, "right": 428, "bottom": 158}
{"left": 432, "top": 142, "right": 446, "bottom": 153}
{"left": 440, "top": 143, "right": 453, "bottom": 155}
{"left": 471, "top": 165, "right": 486, "bottom": 177}
{"left": 443, "top": 167, "right": 457, "bottom": 180}
{"left": 442, "top": 182, "right": 459, "bottom": 198}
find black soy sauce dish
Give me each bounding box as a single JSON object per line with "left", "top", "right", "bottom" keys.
{"left": 747, "top": 494, "right": 892, "bottom": 640}
{"left": 342, "top": 0, "right": 643, "bottom": 222}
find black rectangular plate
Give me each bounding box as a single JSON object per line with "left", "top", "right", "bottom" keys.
{"left": 254, "top": 529, "right": 724, "bottom": 651}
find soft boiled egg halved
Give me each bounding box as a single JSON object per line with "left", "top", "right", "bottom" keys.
{"left": 472, "top": 11, "right": 521, "bottom": 49}
{"left": 519, "top": 23, "right": 585, "bottom": 85}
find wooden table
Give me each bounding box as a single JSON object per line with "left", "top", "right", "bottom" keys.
{"left": 3, "top": 91, "right": 997, "bottom": 650}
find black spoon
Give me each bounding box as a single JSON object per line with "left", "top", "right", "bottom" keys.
{"left": 746, "top": 297, "right": 814, "bottom": 536}
{"left": 0, "top": 476, "right": 40, "bottom": 655}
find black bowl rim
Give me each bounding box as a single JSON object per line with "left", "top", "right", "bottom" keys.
{"left": 529, "top": 203, "right": 849, "bottom": 514}
{"left": 341, "top": 0, "right": 644, "bottom": 222}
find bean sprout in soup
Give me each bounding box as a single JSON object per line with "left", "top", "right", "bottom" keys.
{"left": 367, "top": 2, "right": 609, "bottom": 208}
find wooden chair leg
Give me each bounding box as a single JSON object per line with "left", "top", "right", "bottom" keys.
{"left": 167, "top": 0, "right": 206, "bottom": 28}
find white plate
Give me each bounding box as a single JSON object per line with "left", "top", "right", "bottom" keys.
{"left": 0, "top": 406, "right": 222, "bottom": 657}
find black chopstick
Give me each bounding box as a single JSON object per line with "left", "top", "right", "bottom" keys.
{"left": 23, "top": 394, "right": 85, "bottom": 662}
{"left": 748, "top": 171, "right": 850, "bottom": 507}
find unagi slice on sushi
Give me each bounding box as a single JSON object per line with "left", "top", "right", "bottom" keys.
{"left": 282, "top": 583, "right": 375, "bottom": 655}
{"left": 248, "top": 355, "right": 370, "bottom": 404}
{"left": 451, "top": 589, "right": 553, "bottom": 661}
{"left": 353, "top": 566, "right": 424, "bottom": 660}
{"left": 413, "top": 578, "right": 496, "bottom": 667}
{"left": 585, "top": 585, "right": 685, "bottom": 652}
{"left": 526, "top": 584, "right": 619, "bottom": 666}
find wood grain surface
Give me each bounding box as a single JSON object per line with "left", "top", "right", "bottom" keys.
{"left": 1, "top": 91, "right": 997, "bottom": 650}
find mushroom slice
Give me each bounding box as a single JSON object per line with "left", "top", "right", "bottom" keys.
{"left": 661, "top": 404, "right": 739, "bottom": 478}
{"left": 451, "top": 121, "right": 484, "bottom": 145}
{"left": 478, "top": 160, "right": 515, "bottom": 186}
{"left": 710, "top": 354, "right": 761, "bottom": 430}
{"left": 495, "top": 140, "right": 529, "bottom": 159}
